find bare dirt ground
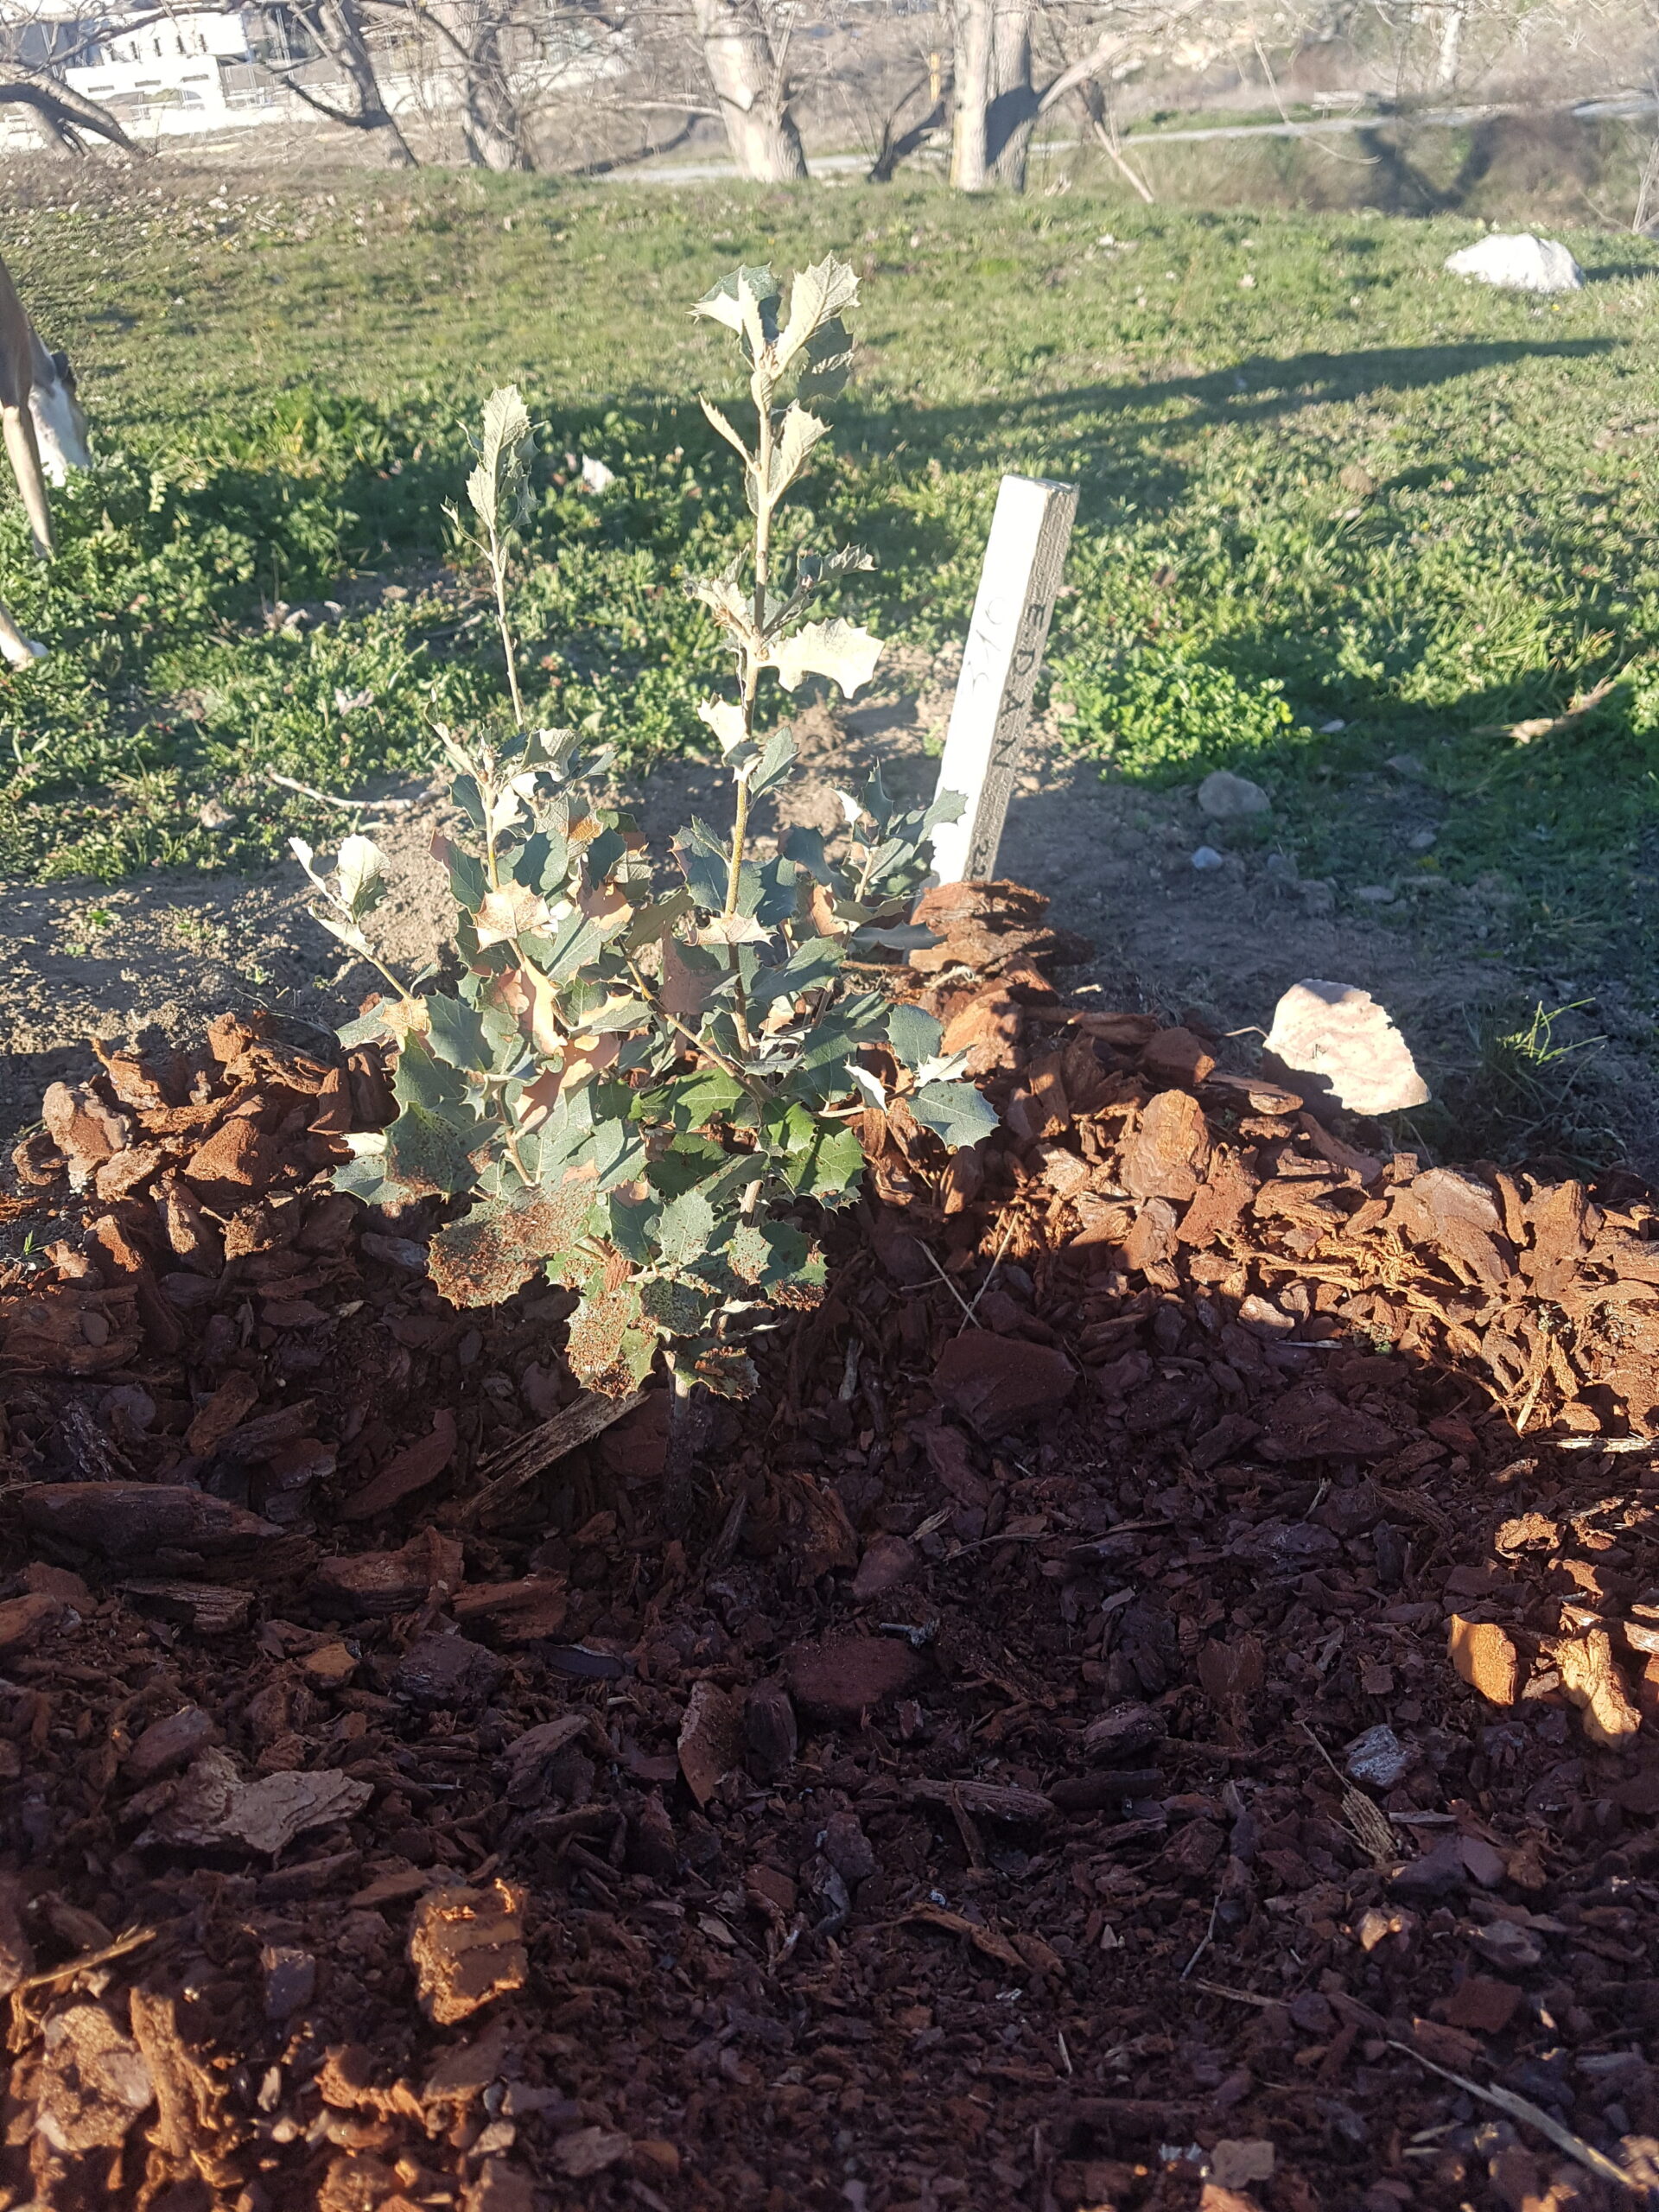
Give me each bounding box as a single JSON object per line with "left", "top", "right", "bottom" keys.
{"left": 2, "top": 649, "right": 1649, "bottom": 1175}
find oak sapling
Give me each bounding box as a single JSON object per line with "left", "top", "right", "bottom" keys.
{"left": 295, "top": 254, "right": 994, "bottom": 1491}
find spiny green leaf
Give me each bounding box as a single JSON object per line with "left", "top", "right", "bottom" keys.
{"left": 778, "top": 254, "right": 861, "bottom": 372}
{"left": 697, "top": 696, "right": 748, "bottom": 755}
{"left": 385, "top": 1102, "right": 482, "bottom": 1199}
{"left": 771, "top": 618, "right": 884, "bottom": 699}
{"left": 566, "top": 1280, "right": 656, "bottom": 1396}
{"left": 334, "top": 834, "right": 391, "bottom": 921}
{"left": 782, "top": 1121, "right": 866, "bottom": 1205}
{"left": 768, "top": 403, "right": 831, "bottom": 502}
{"left": 639, "top": 1276, "right": 716, "bottom": 1335}
{"left": 656, "top": 1186, "right": 715, "bottom": 1268}
{"left": 887, "top": 1002, "right": 943, "bottom": 1071}
{"left": 699, "top": 394, "right": 752, "bottom": 462}
{"left": 909, "top": 1079, "right": 1000, "bottom": 1147}
{"left": 426, "top": 994, "right": 489, "bottom": 1073}
{"left": 428, "top": 1178, "right": 595, "bottom": 1307}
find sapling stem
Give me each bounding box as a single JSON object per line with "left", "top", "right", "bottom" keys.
{"left": 489, "top": 531, "right": 526, "bottom": 732}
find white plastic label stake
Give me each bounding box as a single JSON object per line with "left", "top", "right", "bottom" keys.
{"left": 929, "top": 473, "right": 1078, "bottom": 885}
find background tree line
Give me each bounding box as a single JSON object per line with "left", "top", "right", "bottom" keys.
{"left": 2, "top": 0, "right": 1656, "bottom": 187}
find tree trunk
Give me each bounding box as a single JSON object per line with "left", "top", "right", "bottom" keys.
{"left": 1434, "top": 0, "right": 1466, "bottom": 89}
{"left": 0, "top": 76, "right": 145, "bottom": 155}
{"left": 693, "top": 0, "right": 807, "bottom": 182}
{"left": 951, "top": 0, "right": 1035, "bottom": 193}
{"left": 461, "top": 4, "right": 532, "bottom": 170}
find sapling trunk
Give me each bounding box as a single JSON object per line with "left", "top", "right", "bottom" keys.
{"left": 664, "top": 1362, "right": 715, "bottom": 1525}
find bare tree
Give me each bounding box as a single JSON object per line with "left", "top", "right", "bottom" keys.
{"left": 258, "top": 0, "right": 420, "bottom": 164}
{"left": 950, "top": 0, "right": 1204, "bottom": 194}
{"left": 692, "top": 0, "right": 808, "bottom": 179}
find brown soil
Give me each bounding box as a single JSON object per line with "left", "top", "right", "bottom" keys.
{"left": 3, "top": 899, "right": 1659, "bottom": 2212}
{"left": 9, "top": 653, "right": 1649, "bottom": 1183}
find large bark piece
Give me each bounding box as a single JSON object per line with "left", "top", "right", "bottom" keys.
{"left": 693, "top": 0, "right": 807, "bottom": 181}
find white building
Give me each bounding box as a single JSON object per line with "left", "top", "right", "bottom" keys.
{"left": 1, "top": 1, "right": 297, "bottom": 144}
{"left": 1, "top": 0, "right": 629, "bottom": 149}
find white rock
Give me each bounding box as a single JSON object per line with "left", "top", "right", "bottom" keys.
{"left": 580, "top": 454, "right": 616, "bottom": 493}
{"left": 1191, "top": 845, "right": 1225, "bottom": 871}
{"left": 1346, "top": 1723, "right": 1415, "bottom": 1789}
{"left": 1263, "top": 978, "right": 1430, "bottom": 1116}
{"left": 1443, "top": 233, "right": 1583, "bottom": 295}
{"left": 1198, "top": 768, "right": 1271, "bottom": 821}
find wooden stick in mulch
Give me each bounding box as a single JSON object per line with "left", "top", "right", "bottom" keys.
{"left": 1387, "top": 2041, "right": 1643, "bottom": 2195}
{"left": 457, "top": 1389, "right": 646, "bottom": 1524}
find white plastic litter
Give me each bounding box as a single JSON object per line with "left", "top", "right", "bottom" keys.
{"left": 1443, "top": 233, "right": 1583, "bottom": 295}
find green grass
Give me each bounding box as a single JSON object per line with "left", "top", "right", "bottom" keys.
{"left": 4, "top": 170, "right": 1659, "bottom": 1043}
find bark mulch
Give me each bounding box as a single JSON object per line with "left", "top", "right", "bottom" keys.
{"left": 3, "top": 883, "right": 1659, "bottom": 2212}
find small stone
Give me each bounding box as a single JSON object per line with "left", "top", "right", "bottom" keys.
{"left": 1083, "top": 1701, "right": 1165, "bottom": 1764}
{"left": 1211, "top": 2140, "right": 1276, "bottom": 2189}
{"left": 1120, "top": 1087, "right": 1211, "bottom": 1203}
{"left": 1391, "top": 1834, "right": 1468, "bottom": 1899}
{"left": 409, "top": 1881, "right": 528, "bottom": 2025}
{"left": 1444, "top": 1974, "right": 1523, "bottom": 2033}
{"left": 23, "top": 1562, "right": 92, "bottom": 1607}
{"left": 1319, "top": 717, "right": 1346, "bottom": 734}
{"left": 1344, "top": 1724, "right": 1415, "bottom": 1789}
{"left": 1300, "top": 880, "right": 1336, "bottom": 917}
{"left": 785, "top": 1635, "right": 925, "bottom": 1719}
{"left": 1459, "top": 1834, "right": 1508, "bottom": 1889}
{"left": 1554, "top": 1626, "right": 1642, "bottom": 1748}
{"left": 34, "top": 2004, "right": 154, "bottom": 2152}
{"left": 1356, "top": 1905, "right": 1414, "bottom": 1953}
{"left": 850, "top": 1535, "right": 918, "bottom": 1603}
{"left": 1352, "top": 884, "right": 1396, "bottom": 905}
{"left": 299, "top": 1642, "right": 358, "bottom": 1689}
{"left": 1448, "top": 1616, "right": 1521, "bottom": 1707}
{"left": 1387, "top": 752, "right": 1427, "bottom": 778}
{"left": 677, "top": 1680, "right": 741, "bottom": 1808}
{"left": 821, "top": 1810, "right": 876, "bottom": 1885}
{"left": 260, "top": 1944, "right": 316, "bottom": 2021}
{"left": 197, "top": 799, "right": 236, "bottom": 830}
{"left": 1262, "top": 978, "right": 1429, "bottom": 1115}
{"left": 744, "top": 1680, "right": 798, "bottom": 1778}
{"left": 1444, "top": 232, "right": 1583, "bottom": 294}
{"left": 391, "top": 1633, "right": 505, "bottom": 1712}
{"left": 1471, "top": 1919, "right": 1541, "bottom": 1971}
{"left": 1141, "top": 1026, "right": 1217, "bottom": 1088}
{"left": 1192, "top": 845, "right": 1225, "bottom": 871}
{"left": 745, "top": 1864, "right": 798, "bottom": 1918}
{"left": 933, "top": 1328, "right": 1076, "bottom": 1437}
{"left": 125, "top": 1705, "right": 216, "bottom": 1783}
{"left": 1408, "top": 828, "right": 1438, "bottom": 852}
{"left": 0, "top": 1591, "right": 67, "bottom": 1656}
{"left": 1198, "top": 770, "right": 1271, "bottom": 821}
{"left": 359, "top": 1231, "right": 429, "bottom": 1271}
